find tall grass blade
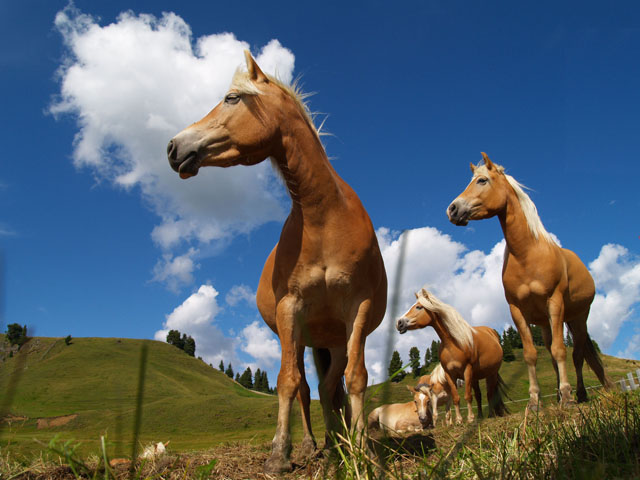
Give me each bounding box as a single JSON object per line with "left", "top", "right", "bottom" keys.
{"left": 129, "top": 342, "right": 148, "bottom": 477}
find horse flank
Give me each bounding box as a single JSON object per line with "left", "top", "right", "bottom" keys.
{"left": 417, "top": 290, "right": 475, "bottom": 350}
{"left": 473, "top": 162, "right": 554, "bottom": 244}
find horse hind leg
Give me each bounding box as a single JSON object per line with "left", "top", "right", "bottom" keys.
{"left": 296, "top": 346, "right": 317, "bottom": 457}
{"left": 314, "top": 346, "right": 348, "bottom": 448}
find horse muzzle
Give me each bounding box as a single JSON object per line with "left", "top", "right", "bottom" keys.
{"left": 167, "top": 139, "right": 200, "bottom": 179}
{"left": 396, "top": 317, "right": 409, "bottom": 334}
{"left": 447, "top": 200, "right": 470, "bottom": 226}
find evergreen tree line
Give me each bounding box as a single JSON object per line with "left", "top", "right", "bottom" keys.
{"left": 165, "top": 329, "right": 196, "bottom": 357}
{"left": 218, "top": 361, "right": 274, "bottom": 394}
{"left": 387, "top": 339, "right": 442, "bottom": 383}
{"left": 500, "top": 325, "right": 598, "bottom": 362}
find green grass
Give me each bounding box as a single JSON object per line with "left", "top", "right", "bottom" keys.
{"left": 1, "top": 334, "right": 638, "bottom": 467}
{"left": 0, "top": 335, "right": 324, "bottom": 458}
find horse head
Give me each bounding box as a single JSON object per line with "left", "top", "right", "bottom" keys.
{"left": 447, "top": 152, "right": 508, "bottom": 226}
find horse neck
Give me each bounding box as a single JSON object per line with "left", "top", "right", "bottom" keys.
{"left": 272, "top": 117, "right": 344, "bottom": 223}
{"left": 497, "top": 186, "right": 541, "bottom": 259}
{"left": 429, "top": 314, "right": 456, "bottom": 349}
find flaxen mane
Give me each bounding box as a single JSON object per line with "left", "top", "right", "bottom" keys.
{"left": 417, "top": 289, "right": 475, "bottom": 350}
{"left": 473, "top": 162, "right": 554, "bottom": 244}
{"left": 430, "top": 363, "right": 447, "bottom": 385}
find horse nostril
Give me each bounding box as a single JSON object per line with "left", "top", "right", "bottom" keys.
{"left": 167, "top": 140, "right": 177, "bottom": 161}
{"left": 448, "top": 203, "right": 457, "bottom": 216}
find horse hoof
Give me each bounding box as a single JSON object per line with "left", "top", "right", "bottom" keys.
{"left": 526, "top": 402, "right": 540, "bottom": 413}
{"left": 264, "top": 455, "right": 292, "bottom": 474}
{"left": 299, "top": 437, "right": 317, "bottom": 458}
{"left": 577, "top": 391, "right": 588, "bottom": 403}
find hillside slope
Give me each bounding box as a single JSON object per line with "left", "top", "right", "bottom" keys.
{"left": 0, "top": 336, "right": 323, "bottom": 456}
{"left": 1, "top": 335, "right": 638, "bottom": 459}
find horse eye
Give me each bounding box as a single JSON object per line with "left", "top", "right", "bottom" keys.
{"left": 225, "top": 93, "right": 240, "bottom": 104}
{"left": 476, "top": 177, "right": 488, "bottom": 185}
{"left": 416, "top": 305, "right": 423, "bottom": 310}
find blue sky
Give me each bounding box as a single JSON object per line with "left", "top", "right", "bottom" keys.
{"left": 2, "top": 1, "right": 640, "bottom": 390}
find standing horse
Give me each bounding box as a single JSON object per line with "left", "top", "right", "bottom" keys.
{"left": 447, "top": 153, "right": 613, "bottom": 409}
{"left": 167, "top": 52, "right": 387, "bottom": 473}
{"left": 396, "top": 289, "right": 508, "bottom": 422}
{"left": 418, "top": 363, "right": 459, "bottom": 426}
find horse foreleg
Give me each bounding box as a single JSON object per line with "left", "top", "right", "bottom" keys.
{"left": 264, "top": 302, "right": 301, "bottom": 474}
{"left": 296, "top": 346, "right": 317, "bottom": 457}
{"left": 344, "top": 300, "right": 371, "bottom": 444}
{"left": 510, "top": 304, "right": 541, "bottom": 411}
{"left": 541, "top": 323, "right": 560, "bottom": 402}
{"left": 445, "top": 374, "right": 463, "bottom": 424}
{"left": 463, "top": 365, "right": 475, "bottom": 423}
{"left": 548, "top": 293, "right": 573, "bottom": 405}
{"left": 431, "top": 395, "right": 439, "bottom": 427}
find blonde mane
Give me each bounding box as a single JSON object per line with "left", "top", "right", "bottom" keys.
{"left": 430, "top": 363, "right": 447, "bottom": 385}
{"left": 230, "top": 70, "right": 320, "bottom": 141}
{"left": 473, "top": 162, "right": 554, "bottom": 244}
{"left": 417, "top": 289, "right": 475, "bottom": 350}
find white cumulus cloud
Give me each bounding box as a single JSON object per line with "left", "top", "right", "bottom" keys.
{"left": 589, "top": 244, "right": 640, "bottom": 350}
{"left": 154, "top": 284, "right": 238, "bottom": 367}
{"left": 225, "top": 284, "right": 256, "bottom": 307}
{"left": 50, "top": 6, "right": 295, "bottom": 289}
{"left": 239, "top": 320, "right": 281, "bottom": 368}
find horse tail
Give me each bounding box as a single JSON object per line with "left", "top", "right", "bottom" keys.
{"left": 569, "top": 324, "right": 614, "bottom": 389}
{"left": 489, "top": 373, "right": 511, "bottom": 416}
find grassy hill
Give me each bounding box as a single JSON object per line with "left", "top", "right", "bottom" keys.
{"left": 0, "top": 335, "right": 324, "bottom": 458}
{"left": 1, "top": 334, "right": 638, "bottom": 461}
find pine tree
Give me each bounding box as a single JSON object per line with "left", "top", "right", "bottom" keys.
{"left": 424, "top": 347, "right": 431, "bottom": 369}
{"left": 183, "top": 336, "right": 196, "bottom": 357}
{"left": 530, "top": 325, "right": 544, "bottom": 346}
{"left": 166, "top": 329, "right": 184, "bottom": 350}
{"left": 505, "top": 326, "right": 522, "bottom": 348}
{"left": 225, "top": 363, "right": 234, "bottom": 378}
{"left": 6, "top": 323, "right": 27, "bottom": 347}
{"left": 430, "top": 340, "right": 440, "bottom": 364}
{"left": 388, "top": 350, "right": 405, "bottom": 382}
{"left": 502, "top": 335, "right": 515, "bottom": 362}
{"left": 263, "top": 371, "right": 271, "bottom": 393}
{"left": 239, "top": 367, "right": 253, "bottom": 389}
{"left": 409, "top": 346, "right": 421, "bottom": 377}
{"left": 254, "top": 368, "right": 262, "bottom": 391}
{"left": 219, "top": 360, "right": 224, "bottom": 372}
{"left": 235, "top": 372, "right": 240, "bottom": 382}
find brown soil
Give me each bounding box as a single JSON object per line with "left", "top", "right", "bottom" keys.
{"left": 36, "top": 414, "right": 78, "bottom": 429}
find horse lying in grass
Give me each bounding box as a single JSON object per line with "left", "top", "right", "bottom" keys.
{"left": 368, "top": 385, "right": 432, "bottom": 434}
{"left": 447, "top": 153, "right": 613, "bottom": 409}
{"left": 397, "top": 289, "right": 509, "bottom": 422}
{"left": 418, "top": 363, "right": 460, "bottom": 426}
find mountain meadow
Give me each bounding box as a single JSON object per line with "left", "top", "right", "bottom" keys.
{"left": 1, "top": 334, "right": 639, "bottom": 478}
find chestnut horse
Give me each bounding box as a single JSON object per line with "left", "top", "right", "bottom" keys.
{"left": 367, "top": 385, "right": 432, "bottom": 434}
{"left": 167, "top": 52, "right": 387, "bottom": 473}
{"left": 418, "top": 363, "right": 460, "bottom": 426}
{"left": 396, "top": 289, "right": 508, "bottom": 422}
{"left": 447, "top": 153, "right": 613, "bottom": 409}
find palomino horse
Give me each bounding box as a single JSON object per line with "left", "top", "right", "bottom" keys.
{"left": 418, "top": 363, "right": 460, "bottom": 426}
{"left": 367, "top": 385, "right": 432, "bottom": 434}
{"left": 447, "top": 153, "right": 613, "bottom": 409}
{"left": 396, "top": 289, "right": 508, "bottom": 422}
{"left": 167, "top": 52, "right": 387, "bottom": 473}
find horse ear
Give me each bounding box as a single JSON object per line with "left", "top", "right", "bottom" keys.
{"left": 406, "top": 385, "right": 416, "bottom": 393}
{"left": 420, "top": 288, "right": 428, "bottom": 298}
{"left": 469, "top": 162, "right": 476, "bottom": 174}
{"left": 481, "top": 152, "right": 494, "bottom": 170}
{"left": 244, "top": 50, "right": 269, "bottom": 84}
